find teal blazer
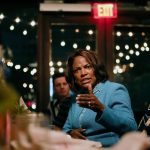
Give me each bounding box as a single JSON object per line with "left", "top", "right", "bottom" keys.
{"left": 63, "top": 80, "right": 137, "bottom": 147}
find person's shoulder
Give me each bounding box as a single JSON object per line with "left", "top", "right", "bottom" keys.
{"left": 70, "top": 93, "right": 76, "bottom": 101}
{"left": 104, "top": 80, "right": 127, "bottom": 90}
{"left": 51, "top": 98, "right": 59, "bottom": 106}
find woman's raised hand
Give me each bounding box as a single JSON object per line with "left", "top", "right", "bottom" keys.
{"left": 76, "top": 84, "right": 104, "bottom": 112}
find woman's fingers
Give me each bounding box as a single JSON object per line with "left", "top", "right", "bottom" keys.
{"left": 76, "top": 94, "right": 98, "bottom": 109}
{"left": 87, "top": 84, "right": 93, "bottom": 94}
{"left": 70, "top": 129, "right": 87, "bottom": 140}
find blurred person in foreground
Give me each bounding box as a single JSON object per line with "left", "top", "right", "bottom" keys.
{"left": 0, "top": 53, "right": 19, "bottom": 148}
{"left": 63, "top": 49, "right": 137, "bottom": 147}
{"left": 51, "top": 72, "right": 73, "bottom": 129}
{"left": 15, "top": 123, "right": 150, "bottom": 150}
{"left": 108, "top": 132, "right": 150, "bottom": 150}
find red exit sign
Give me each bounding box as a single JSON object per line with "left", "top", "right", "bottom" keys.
{"left": 93, "top": 3, "right": 117, "bottom": 18}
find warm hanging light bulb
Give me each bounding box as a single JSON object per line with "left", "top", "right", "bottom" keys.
{"left": 30, "top": 20, "right": 36, "bottom": 27}
{"left": 15, "top": 17, "right": 21, "bottom": 23}
{"left": 0, "top": 13, "right": 5, "bottom": 20}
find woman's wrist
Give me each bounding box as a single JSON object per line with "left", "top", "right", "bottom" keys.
{"left": 95, "top": 103, "right": 104, "bottom": 112}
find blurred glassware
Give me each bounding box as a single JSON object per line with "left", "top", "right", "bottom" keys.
{"left": 11, "top": 113, "right": 51, "bottom": 150}
{"left": 10, "top": 112, "right": 102, "bottom": 150}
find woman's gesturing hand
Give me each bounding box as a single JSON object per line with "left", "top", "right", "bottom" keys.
{"left": 69, "top": 128, "right": 87, "bottom": 140}
{"left": 76, "top": 84, "right": 104, "bottom": 112}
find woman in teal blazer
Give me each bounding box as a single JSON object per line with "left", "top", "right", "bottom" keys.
{"left": 63, "top": 49, "right": 137, "bottom": 147}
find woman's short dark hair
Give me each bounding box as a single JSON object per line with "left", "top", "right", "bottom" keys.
{"left": 67, "top": 49, "right": 108, "bottom": 92}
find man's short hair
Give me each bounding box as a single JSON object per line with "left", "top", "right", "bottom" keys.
{"left": 52, "top": 72, "right": 69, "bottom": 85}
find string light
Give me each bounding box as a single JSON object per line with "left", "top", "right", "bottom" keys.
{"left": 114, "top": 28, "right": 150, "bottom": 74}
{"left": 15, "top": 64, "right": 21, "bottom": 70}
{"left": 29, "top": 84, "right": 33, "bottom": 89}
{"left": 31, "top": 102, "right": 36, "bottom": 109}
{"left": 50, "top": 67, "right": 55, "bottom": 72}
{"left": 140, "top": 46, "right": 145, "bottom": 51}
{"left": 135, "top": 51, "right": 140, "bottom": 56}
{"left": 125, "top": 44, "right": 129, "bottom": 50}
{"left": 128, "top": 32, "right": 133, "bottom": 37}
{"left": 57, "top": 61, "right": 62, "bottom": 66}
{"left": 116, "top": 45, "right": 120, "bottom": 50}
{"left": 60, "top": 28, "right": 65, "bottom": 32}
{"left": 10, "top": 25, "right": 15, "bottom": 31}
{"left": 116, "top": 59, "right": 120, "bottom": 64}
{"left": 146, "top": 47, "right": 149, "bottom": 51}
{"left": 129, "top": 63, "right": 134, "bottom": 68}
{"left": 59, "top": 68, "right": 64, "bottom": 73}
{"left": 60, "top": 41, "right": 65, "bottom": 47}
{"left": 30, "top": 20, "right": 36, "bottom": 27}
{"left": 49, "top": 61, "right": 53, "bottom": 67}
{"left": 0, "top": 13, "right": 4, "bottom": 20}
{"left": 125, "top": 55, "right": 130, "bottom": 60}
{"left": 23, "top": 83, "right": 27, "bottom": 88}
{"left": 129, "top": 49, "right": 134, "bottom": 54}
{"left": 88, "top": 29, "right": 93, "bottom": 35}
{"left": 135, "top": 43, "right": 139, "bottom": 49}
{"left": 23, "top": 30, "right": 27, "bottom": 35}
{"left": 23, "top": 67, "right": 29, "bottom": 72}
{"left": 86, "top": 45, "right": 91, "bottom": 50}
{"left": 75, "top": 28, "right": 79, "bottom": 33}
{"left": 15, "top": 17, "right": 21, "bottom": 23}
{"left": 50, "top": 71, "right": 54, "bottom": 76}
{"left": 30, "top": 69, "right": 37, "bottom": 75}
{"left": 116, "top": 31, "right": 121, "bottom": 36}
{"left": 143, "top": 42, "right": 148, "bottom": 47}
{"left": 73, "top": 43, "right": 78, "bottom": 49}
{"left": 0, "top": 12, "right": 37, "bottom": 37}
{"left": 118, "top": 52, "right": 124, "bottom": 57}
{"left": 7, "top": 61, "right": 13, "bottom": 67}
